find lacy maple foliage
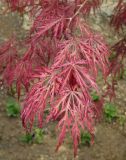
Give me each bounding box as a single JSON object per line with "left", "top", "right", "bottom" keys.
{"left": 110, "top": 0, "right": 126, "bottom": 80}
{"left": 111, "top": 0, "right": 126, "bottom": 30}
{"left": 0, "top": 0, "right": 122, "bottom": 157}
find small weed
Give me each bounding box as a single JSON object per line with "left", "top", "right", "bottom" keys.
{"left": 91, "top": 92, "right": 99, "bottom": 101}
{"left": 6, "top": 98, "right": 20, "bottom": 117}
{"left": 34, "top": 128, "right": 44, "bottom": 144}
{"left": 80, "top": 132, "right": 91, "bottom": 146}
{"left": 20, "top": 133, "right": 33, "bottom": 144}
{"left": 118, "top": 115, "right": 126, "bottom": 126}
{"left": 20, "top": 128, "right": 44, "bottom": 144}
{"left": 104, "top": 103, "right": 118, "bottom": 122}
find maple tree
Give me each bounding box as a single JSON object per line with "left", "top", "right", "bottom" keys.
{"left": 0, "top": 0, "right": 125, "bottom": 157}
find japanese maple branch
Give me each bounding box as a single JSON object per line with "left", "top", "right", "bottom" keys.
{"left": 68, "top": 0, "right": 88, "bottom": 27}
